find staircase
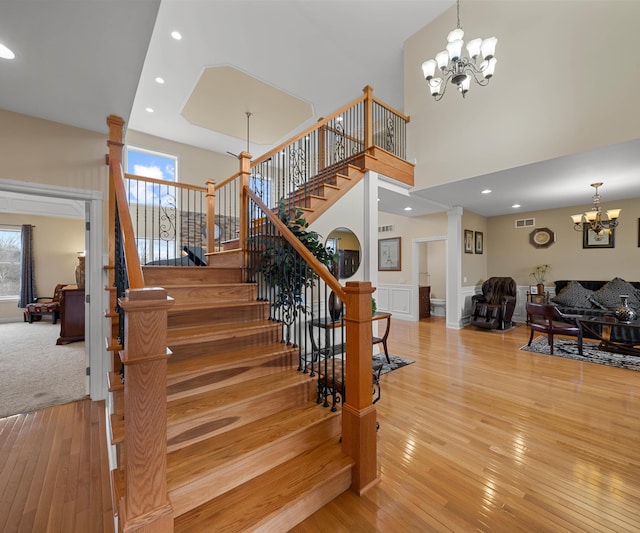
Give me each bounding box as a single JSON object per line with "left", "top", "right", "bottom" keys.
{"left": 110, "top": 250, "right": 353, "bottom": 531}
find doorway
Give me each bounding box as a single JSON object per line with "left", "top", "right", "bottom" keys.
{"left": 0, "top": 178, "right": 106, "bottom": 401}
{"left": 413, "top": 236, "right": 447, "bottom": 321}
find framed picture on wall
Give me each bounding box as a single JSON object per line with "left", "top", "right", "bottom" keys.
{"left": 378, "top": 237, "right": 401, "bottom": 271}
{"left": 474, "top": 231, "right": 484, "bottom": 254}
{"left": 464, "top": 229, "right": 474, "bottom": 254}
{"left": 583, "top": 226, "right": 615, "bottom": 248}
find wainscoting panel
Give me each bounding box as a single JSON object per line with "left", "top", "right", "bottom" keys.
{"left": 377, "top": 285, "right": 413, "bottom": 321}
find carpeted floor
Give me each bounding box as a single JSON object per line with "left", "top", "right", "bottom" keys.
{"left": 521, "top": 335, "right": 640, "bottom": 371}
{"left": 374, "top": 353, "right": 414, "bottom": 375}
{"left": 0, "top": 320, "right": 88, "bottom": 418}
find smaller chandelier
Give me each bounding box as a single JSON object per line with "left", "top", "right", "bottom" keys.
{"left": 421, "top": 0, "right": 497, "bottom": 101}
{"left": 570, "top": 182, "right": 621, "bottom": 240}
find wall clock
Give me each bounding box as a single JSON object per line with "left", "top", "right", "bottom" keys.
{"left": 529, "top": 227, "right": 555, "bottom": 248}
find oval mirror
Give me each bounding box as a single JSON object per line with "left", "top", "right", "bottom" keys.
{"left": 326, "top": 227, "right": 361, "bottom": 279}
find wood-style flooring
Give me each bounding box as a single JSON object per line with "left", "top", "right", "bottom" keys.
{"left": 293, "top": 318, "right": 640, "bottom": 532}
{"left": 0, "top": 399, "right": 113, "bottom": 533}
{"left": 2, "top": 318, "right": 640, "bottom": 532}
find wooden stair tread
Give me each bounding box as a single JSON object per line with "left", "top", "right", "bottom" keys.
{"left": 167, "top": 342, "right": 296, "bottom": 379}
{"left": 173, "top": 439, "right": 352, "bottom": 532}
{"left": 110, "top": 413, "right": 124, "bottom": 444}
{"left": 167, "top": 319, "right": 279, "bottom": 345}
{"left": 107, "top": 371, "right": 123, "bottom": 392}
{"left": 166, "top": 371, "right": 311, "bottom": 425}
{"left": 167, "top": 401, "right": 339, "bottom": 491}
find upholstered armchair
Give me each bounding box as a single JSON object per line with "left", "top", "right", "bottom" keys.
{"left": 25, "top": 284, "right": 67, "bottom": 324}
{"left": 470, "top": 277, "right": 517, "bottom": 330}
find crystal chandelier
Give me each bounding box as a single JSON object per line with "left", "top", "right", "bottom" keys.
{"left": 570, "top": 182, "right": 621, "bottom": 240}
{"left": 421, "top": 0, "right": 497, "bottom": 101}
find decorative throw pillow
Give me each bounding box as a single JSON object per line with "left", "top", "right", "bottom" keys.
{"left": 551, "top": 281, "right": 595, "bottom": 308}
{"left": 589, "top": 278, "right": 640, "bottom": 310}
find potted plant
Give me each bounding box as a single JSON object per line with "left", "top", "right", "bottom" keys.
{"left": 251, "top": 199, "right": 337, "bottom": 325}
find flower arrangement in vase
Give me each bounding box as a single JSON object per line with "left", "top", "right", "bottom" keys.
{"left": 530, "top": 264, "right": 550, "bottom": 294}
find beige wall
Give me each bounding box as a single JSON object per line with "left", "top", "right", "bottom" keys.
{"left": 0, "top": 109, "right": 107, "bottom": 192}
{"left": 462, "top": 210, "right": 488, "bottom": 288}
{"left": 0, "top": 214, "right": 84, "bottom": 320}
{"left": 377, "top": 210, "right": 448, "bottom": 286}
{"left": 125, "top": 130, "right": 239, "bottom": 187}
{"left": 487, "top": 197, "right": 640, "bottom": 287}
{"left": 404, "top": 1, "right": 640, "bottom": 189}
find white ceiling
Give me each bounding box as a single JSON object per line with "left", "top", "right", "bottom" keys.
{"left": 1, "top": 0, "right": 638, "bottom": 220}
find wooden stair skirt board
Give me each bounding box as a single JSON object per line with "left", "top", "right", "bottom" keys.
{"left": 111, "top": 260, "right": 353, "bottom": 531}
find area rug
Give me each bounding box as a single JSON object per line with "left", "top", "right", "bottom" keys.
{"left": 374, "top": 353, "right": 415, "bottom": 375}
{"left": 520, "top": 336, "right": 640, "bottom": 372}
{"left": 0, "top": 321, "right": 88, "bottom": 418}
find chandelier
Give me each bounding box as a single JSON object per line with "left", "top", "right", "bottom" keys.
{"left": 570, "top": 182, "right": 621, "bottom": 240}
{"left": 421, "top": 0, "right": 497, "bottom": 101}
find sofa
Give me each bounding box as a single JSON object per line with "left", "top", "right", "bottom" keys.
{"left": 551, "top": 278, "right": 640, "bottom": 344}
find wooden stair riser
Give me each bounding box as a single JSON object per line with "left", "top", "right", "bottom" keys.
{"left": 204, "top": 249, "right": 244, "bottom": 267}
{"left": 173, "top": 439, "right": 353, "bottom": 533}
{"left": 166, "top": 378, "right": 316, "bottom": 453}
{"left": 168, "top": 413, "right": 341, "bottom": 517}
{"left": 168, "top": 322, "right": 283, "bottom": 349}
{"left": 168, "top": 302, "right": 269, "bottom": 328}
{"left": 142, "top": 265, "right": 243, "bottom": 286}
{"left": 167, "top": 350, "right": 297, "bottom": 400}
{"left": 163, "top": 283, "right": 256, "bottom": 305}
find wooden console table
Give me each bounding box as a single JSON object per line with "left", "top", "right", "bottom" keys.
{"left": 56, "top": 285, "right": 85, "bottom": 345}
{"left": 309, "top": 311, "right": 392, "bottom": 362}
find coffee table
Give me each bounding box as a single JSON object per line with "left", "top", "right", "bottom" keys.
{"left": 577, "top": 316, "right": 640, "bottom": 356}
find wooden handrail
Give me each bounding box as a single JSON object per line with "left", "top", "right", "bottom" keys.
{"left": 251, "top": 90, "right": 369, "bottom": 168}
{"left": 214, "top": 170, "right": 242, "bottom": 191}
{"left": 370, "top": 95, "right": 411, "bottom": 122}
{"left": 110, "top": 161, "right": 145, "bottom": 289}
{"left": 244, "top": 186, "right": 345, "bottom": 300}
{"left": 124, "top": 172, "right": 207, "bottom": 193}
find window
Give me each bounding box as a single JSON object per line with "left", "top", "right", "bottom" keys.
{"left": 0, "top": 226, "right": 21, "bottom": 298}
{"left": 125, "top": 146, "right": 178, "bottom": 204}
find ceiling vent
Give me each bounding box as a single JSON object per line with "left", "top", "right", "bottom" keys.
{"left": 378, "top": 225, "right": 394, "bottom": 233}
{"left": 515, "top": 218, "right": 535, "bottom": 228}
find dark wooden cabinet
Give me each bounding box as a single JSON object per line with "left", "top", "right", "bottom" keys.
{"left": 419, "top": 286, "right": 431, "bottom": 319}
{"left": 56, "top": 286, "right": 85, "bottom": 345}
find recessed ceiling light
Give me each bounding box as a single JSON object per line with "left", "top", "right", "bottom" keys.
{"left": 512, "top": 204, "right": 521, "bottom": 208}
{"left": 404, "top": 206, "right": 413, "bottom": 211}
{"left": 145, "top": 107, "right": 154, "bottom": 113}
{"left": 0, "top": 43, "right": 15, "bottom": 60}
{"left": 377, "top": 198, "right": 380, "bottom": 202}
{"left": 155, "top": 77, "right": 165, "bottom": 84}
{"left": 171, "top": 31, "right": 182, "bottom": 40}
{"left": 481, "top": 189, "right": 492, "bottom": 194}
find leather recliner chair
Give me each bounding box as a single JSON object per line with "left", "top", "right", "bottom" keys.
{"left": 470, "top": 277, "right": 517, "bottom": 330}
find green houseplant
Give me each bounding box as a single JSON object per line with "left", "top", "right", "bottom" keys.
{"left": 251, "top": 199, "right": 337, "bottom": 331}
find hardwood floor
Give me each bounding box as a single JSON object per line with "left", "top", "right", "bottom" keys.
{"left": 0, "top": 399, "right": 113, "bottom": 533}
{"left": 2, "top": 318, "right": 640, "bottom": 532}
{"left": 293, "top": 318, "right": 640, "bottom": 532}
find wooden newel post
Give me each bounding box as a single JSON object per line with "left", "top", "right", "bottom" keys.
{"left": 119, "top": 288, "right": 174, "bottom": 533}
{"left": 206, "top": 179, "right": 216, "bottom": 254}
{"left": 342, "top": 281, "right": 379, "bottom": 494}
{"left": 239, "top": 151, "right": 251, "bottom": 251}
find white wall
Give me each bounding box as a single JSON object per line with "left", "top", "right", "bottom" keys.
{"left": 404, "top": 1, "right": 640, "bottom": 190}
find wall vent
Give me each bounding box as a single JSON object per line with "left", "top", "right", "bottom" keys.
{"left": 378, "top": 225, "right": 394, "bottom": 233}
{"left": 515, "top": 218, "right": 535, "bottom": 228}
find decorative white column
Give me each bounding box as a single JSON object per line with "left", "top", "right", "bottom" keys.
{"left": 446, "top": 206, "right": 463, "bottom": 329}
